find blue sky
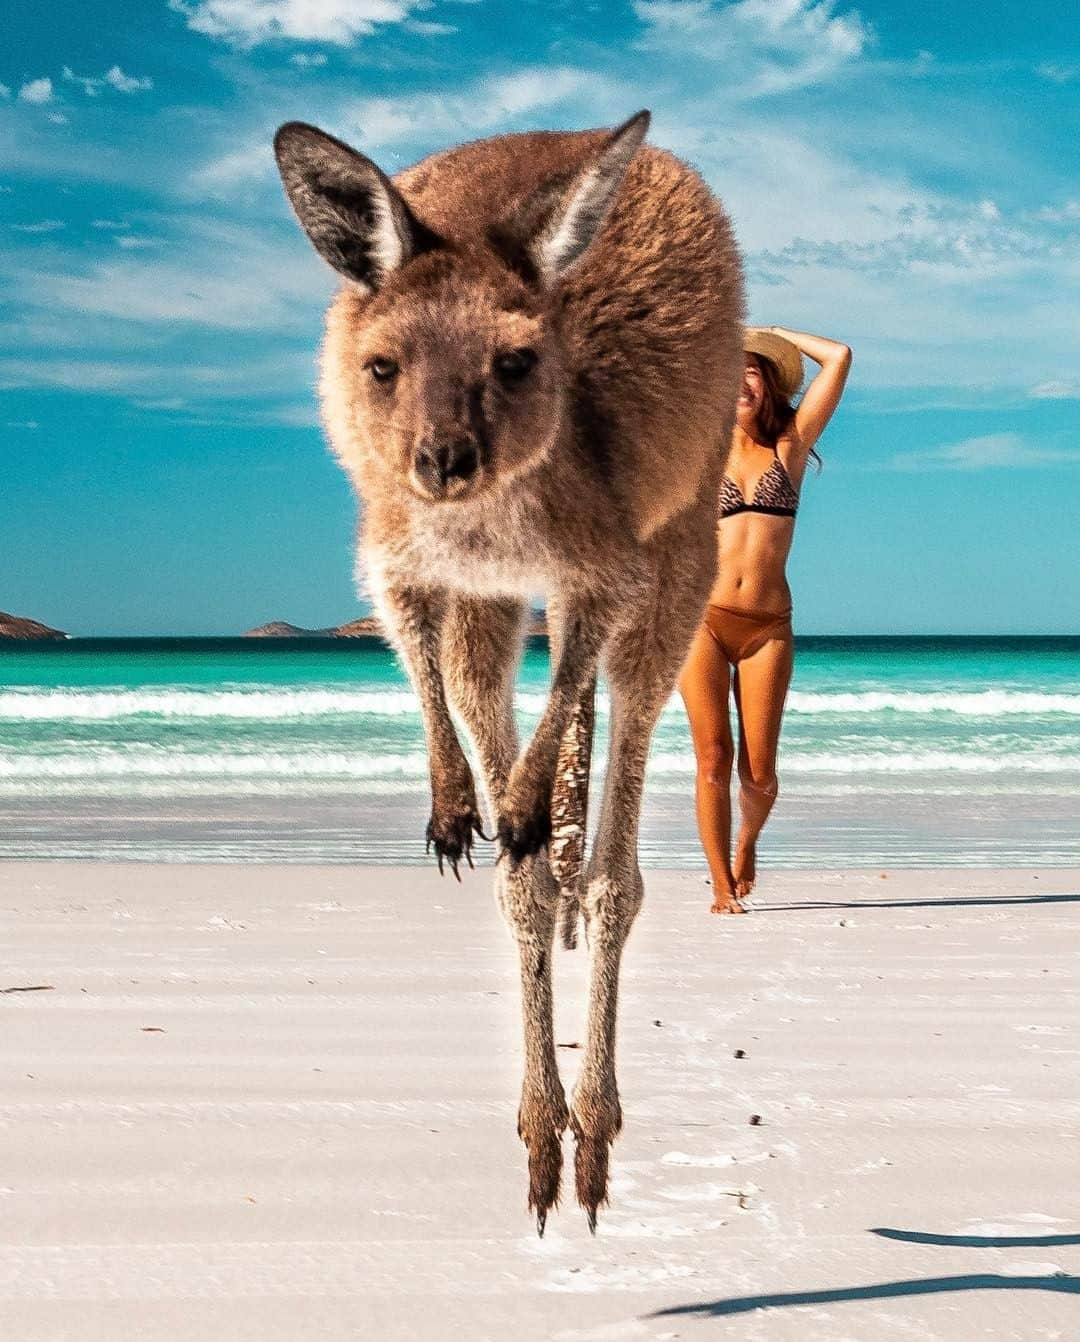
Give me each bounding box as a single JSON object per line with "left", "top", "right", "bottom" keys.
{"left": 2, "top": 0, "right": 1078, "bottom": 635}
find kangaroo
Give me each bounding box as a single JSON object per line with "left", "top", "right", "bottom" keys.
{"left": 274, "top": 111, "right": 744, "bottom": 1232}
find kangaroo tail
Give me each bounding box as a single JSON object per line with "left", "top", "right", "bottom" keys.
{"left": 550, "top": 673, "right": 597, "bottom": 951}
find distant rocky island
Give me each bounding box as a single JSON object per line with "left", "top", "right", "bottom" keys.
{"left": 0, "top": 611, "right": 66, "bottom": 640}
{"left": 0, "top": 611, "right": 550, "bottom": 641}
{"left": 243, "top": 616, "right": 385, "bottom": 639}
{"left": 244, "top": 612, "right": 549, "bottom": 639}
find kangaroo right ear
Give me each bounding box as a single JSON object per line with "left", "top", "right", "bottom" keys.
{"left": 274, "top": 122, "right": 439, "bottom": 292}
{"left": 491, "top": 111, "right": 650, "bottom": 287}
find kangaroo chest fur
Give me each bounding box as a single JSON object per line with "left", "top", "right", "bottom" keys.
{"left": 370, "top": 489, "right": 565, "bottom": 600}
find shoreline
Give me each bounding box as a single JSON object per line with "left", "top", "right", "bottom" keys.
{"left": 3, "top": 781, "right": 1078, "bottom": 867}
{"left": 6, "top": 632, "right": 1080, "bottom": 644}
{"left": 2, "top": 862, "right": 1078, "bottom": 1339}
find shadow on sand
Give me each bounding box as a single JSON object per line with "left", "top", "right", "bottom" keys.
{"left": 754, "top": 892, "right": 1080, "bottom": 913}
{"left": 650, "top": 1227, "right": 1080, "bottom": 1318}
{"left": 649, "top": 1273, "right": 1080, "bottom": 1319}
{"left": 872, "top": 1226, "right": 1080, "bottom": 1249}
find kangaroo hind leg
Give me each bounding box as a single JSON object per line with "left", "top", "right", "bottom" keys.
{"left": 570, "top": 611, "right": 690, "bottom": 1230}
{"left": 442, "top": 595, "right": 568, "bottom": 1234}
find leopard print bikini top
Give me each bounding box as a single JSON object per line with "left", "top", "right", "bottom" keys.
{"left": 718, "top": 456, "right": 799, "bottom": 520}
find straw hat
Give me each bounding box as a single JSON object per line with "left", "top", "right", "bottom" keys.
{"left": 743, "top": 328, "right": 804, "bottom": 399}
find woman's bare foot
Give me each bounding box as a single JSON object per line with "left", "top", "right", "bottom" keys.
{"left": 733, "top": 839, "right": 757, "bottom": 901}
{"left": 708, "top": 881, "right": 747, "bottom": 915}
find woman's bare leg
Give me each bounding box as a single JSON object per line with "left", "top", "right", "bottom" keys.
{"left": 678, "top": 623, "right": 741, "bottom": 913}
{"left": 732, "top": 627, "right": 794, "bottom": 899}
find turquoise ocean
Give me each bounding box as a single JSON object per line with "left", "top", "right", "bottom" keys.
{"left": 1, "top": 637, "right": 1078, "bottom": 867}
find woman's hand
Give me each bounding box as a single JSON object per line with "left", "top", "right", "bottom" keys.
{"left": 768, "top": 326, "right": 852, "bottom": 371}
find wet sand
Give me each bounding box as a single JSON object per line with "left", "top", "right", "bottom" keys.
{"left": 1, "top": 862, "right": 1078, "bottom": 1340}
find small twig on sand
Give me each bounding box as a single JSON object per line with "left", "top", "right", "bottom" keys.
{"left": 1, "top": 985, "right": 55, "bottom": 994}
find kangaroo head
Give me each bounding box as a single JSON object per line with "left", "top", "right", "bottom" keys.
{"left": 274, "top": 113, "right": 649, "bottom": 504}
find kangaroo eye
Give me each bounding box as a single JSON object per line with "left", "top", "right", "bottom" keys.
{"left": 368, "top": 357, "right": 399, "bottom": 383}
{"left": 494, "top": 348, "right": 537, "bottom": 384}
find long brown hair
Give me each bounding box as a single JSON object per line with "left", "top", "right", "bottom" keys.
{"left": 754, "top": 355, "right": 822, "bottom": 469}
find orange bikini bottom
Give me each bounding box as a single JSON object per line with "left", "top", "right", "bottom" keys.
{"left": 703, "top": 603, "right": 793, "bottom": 664}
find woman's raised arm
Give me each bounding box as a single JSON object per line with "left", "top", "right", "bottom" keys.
{"left": 770, "top": 326, "right": 852, "bottom": 455}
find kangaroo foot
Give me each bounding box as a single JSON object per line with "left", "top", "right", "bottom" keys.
{"left": 570, "top": 1088, "right": 623, "bottom": 1232}
{"left": 518, "top": 1089, "right": 568, "bottom": 1236}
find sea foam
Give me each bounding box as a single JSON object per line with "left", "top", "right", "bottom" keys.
{"left": 3, "top": 686, "right": 1080, "bottom": 721}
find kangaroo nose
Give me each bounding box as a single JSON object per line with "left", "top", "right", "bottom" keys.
{"left": 415, "top": 438, "right": 479, "bottom": 490}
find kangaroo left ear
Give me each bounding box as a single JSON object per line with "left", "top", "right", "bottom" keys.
{"left": 493, "top": 111, "right": 650, "bottom": 287}
{"left": 274, "top": 121, "right": 440, "bottom": 292}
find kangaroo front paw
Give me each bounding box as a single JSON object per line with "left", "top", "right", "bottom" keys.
{"left": 425, "top": 810, "right": 486, "bottom": 879}
{"left": 497, "top": 766, "right": 553, "bottom": 865}
{"left": 497, "top": 808, "right": 552, "bottom": 866}
{"left": 426, "top": 773, "right": 487, "bottom": 879}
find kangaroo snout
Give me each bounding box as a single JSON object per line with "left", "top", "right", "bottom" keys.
{"left": 413, "top": 437, "right": 481, "bottom": 497}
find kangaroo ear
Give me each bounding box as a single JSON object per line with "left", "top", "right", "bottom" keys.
{"left": 493, "top": 111, "right": 650, "bottom": 287}
{"left": 274, "top": 122, "right": 439, "bottom": 291}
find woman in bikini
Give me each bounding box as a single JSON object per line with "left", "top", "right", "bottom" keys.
{"left": 680, "top": 326, "right": 851, "bottom": 913}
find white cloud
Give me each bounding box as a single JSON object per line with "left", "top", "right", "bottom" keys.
{"left": 1030, "top": 380, "right": 1080, "bottom": 400}
{"left": 18, "top": 78, "right": 54, "bottom": 104}
{"left": 0, "top": 350, "right": 314, "bottom": 398}
{"left": 1036, "top": 200, "right": 1080, "bottom": 223}
{"left": 104, "top": 65, "right": 153, "bottom": 93}
{"left": 5, "top": 419, "right": 39, "bottom": 429}
{"left": 187, "top": 64, "right": 621, "bottom": 194}
{"left": 1037, "top": 63, "right": 1075, "bottom": 84}
{"left": 115, "top": 235, "right": 161, "bottom": 249}
{"left": 288, "top": 52, "right": 328, "bottom": 67}
{"left": 188, "top": 138, "right": 272, "bottom": 194}
{"left": 62, "top": 65, "right": 101, "bottom": 96}
{"left": 47, "top": 112, "right": 69, "bottom": 125}
{"left": 63, "top": 64, "right": 153, "bottom": 95}
{"left": 889, "top": 433, "right": 1080, "bottom": 472}
{"left": 143, "top": 400, "right": 321, "bottom": 427}
{"left": 6, "top": 217, "right": 331, "bottom": 333}
{"left": 675, "top": 123, "right": 929, "bottom": 253}
{"left": 0, "top": 359, "right": 162, "bottom": 392}
{"left": 170, "top": 0, "right": 424, "bottom": 48}
{"left": 342, "top": 66, "right": 623, "bottom": 155}
{"left": 0, "top": 83, "right": 10, "bottom": 99}
{"left": 633, "top": 0, "right": 871, "bottom": 97}
{"left": 403, "top": 19, "right": 456, "bottom": 36}
{"left": 11, "top": 219, "right": 66, "bottom": 233}
{"left": 250, "top": 401, "right": 320, "bottom": 426}
{"left": 91, "top": 218, "right": 130, "bottom": 229}
{"left": 745, "top": 199, "right": 1063, "bottom": 282}
{"left": 727, "top": 182, "right": 1080, "bottom": 391}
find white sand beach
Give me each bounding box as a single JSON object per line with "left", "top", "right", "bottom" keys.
{"left": 1, "top": 861, "right": 1078, "bottom": 1340}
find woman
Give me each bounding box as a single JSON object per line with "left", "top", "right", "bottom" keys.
{"left": 680, "top": 326, "right": 851, "bottom": 913}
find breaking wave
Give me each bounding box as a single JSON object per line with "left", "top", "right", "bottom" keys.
{"left": 2, "top": 746, "right": 1077, "bottom": 785}
{"left": 3, "top": 686, "right": 1080, "bottom": 722}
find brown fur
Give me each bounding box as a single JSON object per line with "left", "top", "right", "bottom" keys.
{"left": 275, "top": 113, "right": 744, "bottom": 1231}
